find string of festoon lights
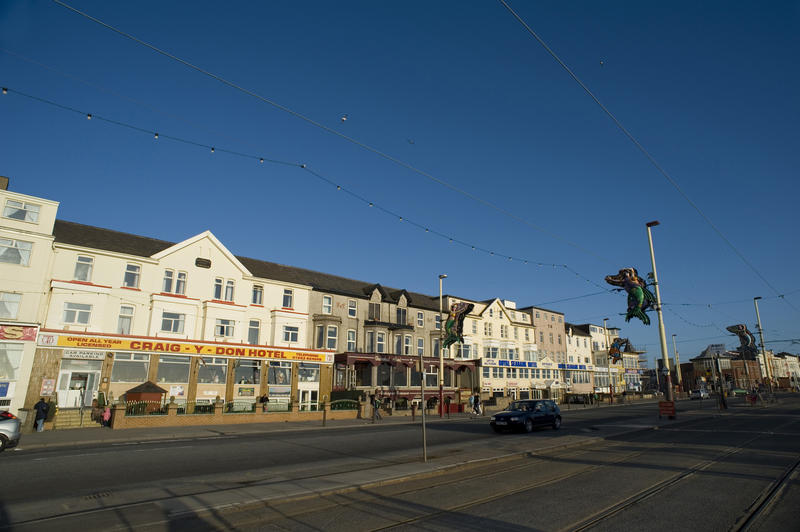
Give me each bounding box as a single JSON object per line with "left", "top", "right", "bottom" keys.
{"left": 2, "top": 85, "right": 615, "bottom": 297}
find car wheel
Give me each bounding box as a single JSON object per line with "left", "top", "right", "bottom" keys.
{"left": 492, "top": 426, "right": 503, "bottom": 433}
{"left": 552, "top": 416, "right": 562, "bottom": 430}
{"left": 524, "top": 419, "right": 534, "bottom": 433}
{"left": 0, "top": 434, "right": 7, "bottom": 453}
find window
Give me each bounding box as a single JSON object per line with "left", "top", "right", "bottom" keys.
{"left": 234, "top": 360, "right": 260, "bottom": 384}
{"left": 0, "top": 238, "right": 32, "bottom": 266}
{"left": 489, "top": 308, "right": 493, "bottom": 317}
{"left": 3, "top": 199, "right": 39, "bottom": 222}
{"left": 525, "top": 329, "right": 530, "bottom": 341}
{"left": 485, "top": 347, "right": 499, "bottom": 359}
{"left": 74, "top": 256, "right": 93, "bottom": 281}
{"left": 558, "top": 334, "right": 562, "bottom": 345}
{"left": 417, "top": 338, "right": 424, "bottom": 356}
{"left": 63, "top": 302, "right": 91, "bottom": 324}
{"left": 395, "top": 335, "right": 402, "bottom": 355}
{"left": 215, "top": 319, "right": 235, "bottom": 337}
{"left": 558, "top": 317, "right": 563, "bottom": 323}
{"left": 376, "top": 332, "right": 385, "bottom": 353}
{"left": 117, "top": 305, "right": 134, "bottom": 334}
{"left": 322, "top": 295, "right": 333, "bottom": 314}
{"left": 486, "top": 323, "right": 493, "bottom": 336}
{"left": 0, "top": 342, "right": 23, "bottom": 381}
{"left": 253, "top": 285, "right": 264, "bottom": 305}
{"left": 214, "top": 278, "right": 223, "bottom": 299}
{"left": 326, "top": 325, "right": 337, "bottom": 349}
{"left": 347, "top": 329, "right": 356, "bottom": 351}
{"left": 268, "top": 361, "right": 291, "bottom": 385}
{"left": 281, "top": 288, "right": 292, "bottom": 308}
{"left": 500, "top": 325, "right": 507, "bottom": 338}
{"left": 549, "top": 333, "right": 554, "bottom": 344}
{"left": 433, "top": 338, "right": 440, "bottom": 357}
{"left": 283, "top": 325, "right": 298, "bottom": 343}
{"left": 225, "top": 280, "right": 235, "bottom": 301}
{"left": 161, "top": 312, "right": 185, "bottom": 333}
{"left": 514, "top": 327, "right": 519, "bottom": 339}
{"left": 366, "top": 331, "right": 375, "bottom": 352}
{"left": 175, "top": 272, "right": 186, "bottom": 294}
{"left": 551, "top": 316, "right": 555, "bottom": 322}
{"left": 123, "top": 263, "right": 140, "bottom": 288}
{"left": 298, "top": 363, "right": 320, "bottom": 382}
{"left": 111, "top": 353, "right": 149, "bottom": 382}
{"left": 348, "top": 300, "right": 357, "bottom": 318}
{"left": 0, "top": 292, "right": 21, "bottom": 319}
{"left": 162, "top": 270, "right": 174, "bottom": 292}
{"left": 197, "top": 357, "right": 227, "bottom": 384}
{"left": 368, "top": 303, "right": 380, "bottom": 320}
{"left": 248, "top": 320, "right": 260, "bottom": 344}
{"left": 417, "top": 311, "right": 424, "bottom": 327}
{"left": 156, "top": 355, "right": 191, "bottom": 384}
{"left": 540, "top": 332, "right": 544, "bottom": 343}
{"left": 396, "top": 308, "right": 407, "bottom": 325}
{"left": 472, "top": 320, "right": 477, "bottom": 334}
{"left": 404, "top": 335, "right": 412, "bottom": 355}
{"left": 435, "top": 315, "right": 442, "bottom": 330}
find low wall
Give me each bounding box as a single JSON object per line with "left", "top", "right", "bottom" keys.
{"left": 110, "top": 401, "right": 361, "bottom": 430}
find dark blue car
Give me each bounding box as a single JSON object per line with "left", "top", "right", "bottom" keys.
{"left": 490, "top": 399, "right": 562, "bottom": 433}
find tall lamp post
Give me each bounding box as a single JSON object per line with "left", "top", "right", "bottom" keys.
{"left": 646, "top": 221, "right": 674, "bottom": 403}
{"left": 438, "top": 274, "right": 447, "bottom": 418}
{"left": 753, "top": 297, "right": 772, "bottom": 393}
{"left": 671, "top": 334, "right": 682, "bottom": 392}
{"left": 603, "top": 318, "right": 613, "bottom": 404}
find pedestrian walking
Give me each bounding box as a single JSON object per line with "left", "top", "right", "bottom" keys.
{"left": 370, "top": 393, "right": 382, "bottom": 423}
{"left": 34, "top": 397, "right": 49, "bottom": 432}
{"left": 473, "top": 393, "right": 482, "bottom": 416}
{"left": 102, "top": 406, "right": 111, "bottom": 427}
{"left": 468, "top": 393, "right": 475, "bottom": 415}
{"left": 444, "top": 396, "right": 451, "bottom": 418}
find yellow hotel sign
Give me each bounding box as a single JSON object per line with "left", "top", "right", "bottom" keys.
{"left": 39, "top": 334, "right": 332, "bottom": 363}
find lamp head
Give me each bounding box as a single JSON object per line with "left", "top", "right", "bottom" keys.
{"left": 439, "top": 274, "right": 447, "bottom": 280}
{"left": 646, "top": 220, "right": 660, "bottom": 227}
{"left": 754, "top": 296, "right": 762, "bottom": 301}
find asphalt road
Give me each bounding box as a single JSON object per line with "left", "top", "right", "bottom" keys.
{"left": 2, "top": 397, "right": 797, "bottom": 531}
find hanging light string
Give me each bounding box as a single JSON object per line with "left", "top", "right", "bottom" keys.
{"left": 49, "top": 0, "right": 614, "bottom": 266}
{"left": 1, "top": 85, "right": 611, "bottom": 294}
{"left": 498, "top": 0, "right": 799, "bottom": 317}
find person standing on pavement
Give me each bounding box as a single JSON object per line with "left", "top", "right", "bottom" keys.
{"left": 473, "top": 393, "right": 482, "bottom": 416}
{"left": 34, "top": 397, "right": 49, "bottom": 432}
{"left": 102, "top": 406, "right": 112, "bottom": 427}
{"left": 468, "top": 393, "right": 475, "bottom": 415}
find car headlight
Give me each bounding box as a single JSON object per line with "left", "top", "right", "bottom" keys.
{"left": 510, "top": 416, "right": 519, "bottom": 422}
{"left": 490, "top": 416, "right": 496, "bottom": 421}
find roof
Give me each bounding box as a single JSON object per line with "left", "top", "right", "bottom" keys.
{"left": 124, "top": 381, "right": 168, "bottom": 394}
{"left": 565, "top": 323, "right": 591, "bottom": 337}
{"left": 53, "top": 220, "right": 441, "bottom": 311}
{"left": 519, "top": 305, "right": 564, "bottom": 315}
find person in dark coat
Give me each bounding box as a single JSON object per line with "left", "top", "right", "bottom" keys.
{"left": 34, "top": 398, "right": 49, "bottom": 432}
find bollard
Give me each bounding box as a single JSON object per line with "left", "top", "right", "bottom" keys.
{"left": 322, "top": 403, "right": 327, "bottom": 426}
{"left": 411, "top": 404, "right": 416, "bottom": 422}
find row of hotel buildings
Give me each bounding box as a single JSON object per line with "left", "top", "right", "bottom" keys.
{"left": 1, "top": 181, "right": 648, "bottom": 416}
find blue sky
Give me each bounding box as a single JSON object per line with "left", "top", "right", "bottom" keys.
{"left": 1, "top": 1, "right": 798, "bottom": 364}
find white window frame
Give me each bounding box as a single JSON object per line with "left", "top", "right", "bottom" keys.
{"left": 347, "top": 329, "right": 356, "bottom": 351}
{"left": 175, "top": 271, "right": 187, "bottom": 295}
{"left": 74, "top": 255, "right": 93, "bottom": 282}
{"left": 283, "top": 325, "right": 299, "bottom": 343}
{"left": 0, "top": 238, "right": 32, "bottom": 266}
{"left": 117, "top": 305, "right": 134, "bottom": 335}
{"left": 417, "top": 338, "right": 424, "bottom": 356}
{"left": 282, "top": 288, "right": 293, "bottom": 308}
{"left": 404, "top": 335, "right": 412, "bottom": 355}
{"left": 322, "top": 295, "right": 333, "bottom": 314}
{"left": 215, "top": 318, "right": 235, "bottom": 337}
{"left": 162, "top": 269, "right": 174, "bottom": 293}
{"left": 214, "top": 278, "right": 223, "bottom": 299}
{"left": 2, "top": 199, "right": 40, "bottom": 223}
{"left": 123, "top": 263, "right": 141, "bottom": 288}
{"left": 63, "top": 302, "right": 91, "bottom": 325}
{"left": 326, "top": 325, "right": 338, "bottom": 350}
{"left": 376, "top": 332, "right": 385, "bottom": 353}
{"left": 248, "top": 320, "right": 260, "bottom": 344}
{"left": 348, "top": 299, "right": 357, "bottom": 318}
{"left": 161, "top": 312, "right": 185, "bottom": 333}
{"left": 0, "top": 292, "right": 21, "bottom": 319}
{"left": 224, "top": 280, "right": 235, "bottom": 302}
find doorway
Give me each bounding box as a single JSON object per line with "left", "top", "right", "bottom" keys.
{"left": 57, "top": 359, "right": 102, "bottom": 408}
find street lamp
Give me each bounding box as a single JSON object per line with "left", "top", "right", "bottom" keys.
{"left": 603, "top": 318, "right": 613, "bottom": 404}
{"left": 672, "top": 334, "right": 682, "bottom": 391}
{"left": 646, "top": 221, "right": 674, "bottom": 403}
{"left": 438, "top": 274, "right": 447, "bottom": 417}
{"left": 753, "top": 297, "right": 772, "bottom": 393}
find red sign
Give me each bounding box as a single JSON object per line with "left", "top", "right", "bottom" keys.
{"left": 0, "top": 325, "right": 37, "bottom": 341}
{"left": 658, "top": 401, "right": 676, "bottom": 417}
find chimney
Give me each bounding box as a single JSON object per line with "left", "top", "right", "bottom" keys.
{"left": 0, "top": 176, "right": 8, "bottom": 190}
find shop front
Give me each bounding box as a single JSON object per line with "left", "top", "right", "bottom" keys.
{"left": 0, "top": 324, "right": 38, "bottom": 414}
{"left": 32, "top": 331, "right": 333, "bottom": 414}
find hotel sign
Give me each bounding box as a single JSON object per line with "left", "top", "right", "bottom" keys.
{"left": 38, "top": 333, "right": 333, "bottom": 364}
{"left": 0, "top": 325, "right": 37, "bottom": 341}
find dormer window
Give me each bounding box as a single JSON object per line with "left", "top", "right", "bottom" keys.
{"left": 3, "top": 199, "right": 40, "bottom": 223}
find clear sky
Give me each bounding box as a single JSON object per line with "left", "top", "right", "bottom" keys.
{"left": 1, "top": 1, "right": 798, "bottom": 364}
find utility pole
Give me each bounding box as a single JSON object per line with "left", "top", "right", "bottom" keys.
{"left": 646, "top": 221, "right": 674, "bottom": 404}
{"left": 672, "top": 334, "right": 682, "bottom": 392}
{"left": 438, "top": 274, "right": 447, "bottom": 417}
{"left": 603, "top": 318, "right": 614, "bottom": 404}
{"left": 753, "top": 297, "right": 772, "bottom": 394}
{"left": 419, "top": 336, "right": 427, "bottom": 462}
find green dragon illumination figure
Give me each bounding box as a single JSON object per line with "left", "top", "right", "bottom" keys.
{"left": 605, "top": 268, "right": 656, "bottom": 326}
{"left": 443, "top": 302, "right": 475, "bottom": 349}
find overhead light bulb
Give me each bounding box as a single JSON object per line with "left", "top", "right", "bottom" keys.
{"left": 87, "top": 113, "right": 92, "bottom": 120}
{"left": 154, "top": 132, "right": 159, "bottom": 139}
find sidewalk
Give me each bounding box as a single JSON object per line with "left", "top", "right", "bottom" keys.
{"left": 15, "top": 397, "right": 666, "bottom": 452}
